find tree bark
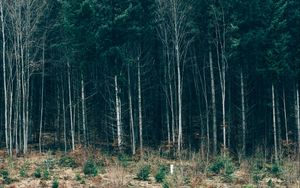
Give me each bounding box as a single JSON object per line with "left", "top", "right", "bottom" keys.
{"left": 272, "top": 83, "right": 278, "bottom": 161}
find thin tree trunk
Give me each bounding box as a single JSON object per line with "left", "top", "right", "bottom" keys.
{"left": 272, "top": 83, "right": 278, "bottom": 161}
{"left": 62, "top": 75, "right": 67, "bottom": 153}
{"left": 1, "top": 0, "right": 9, "bottom": 155}
{"left": 128, "top": 65, "right": 136, "bottom": 155}
{"left": 209, "top": 50, "right": 217, "bottom": 154}
{"left": 240, "top": 69, "right": 246, "bottom": 156}
{"left": 295, "top": 85, "right": 300, "bottom": 155}
{"left": 137, "top": 57, "right": 143, "bottom": 156}
{"left": 67, "top": 60, "right": 75, "bottom": 150}
{"left": 39, "top": 38, "right": 45, "bottom": 153}
{"left": 115, "top": 75, "right": 122, "bottom": 150}
{"left": 81, "top": 73, "right": 87, "bottom": 148}
{"left": 282, "top": 87, "right": 289, "bottom": 144}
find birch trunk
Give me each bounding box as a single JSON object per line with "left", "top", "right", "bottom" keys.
{"left": 272, "top": 83, "right": 278, "bottom": 161}
{"left": 209, "top": 50, "right": 217, "bottom": 154}
{"left": 240, "top": 69, "right": 246, "bottom": 156}
{"left": 115, "top": 75, "right": 122, "bottom": 150}
{"left": 1, "top": 0, "right": 9, "bottom": 155}
{"left": 39, "top": 39, "right": 45, "bottom": 153}
{"left": 137, "top": 57, "right": 143, "bottom": 155}
{"left": 296, "top": 85, "right": 300, "bottom": 155}
{"left": 62, "top": 75, "right": 67, "bottom": 153}
{"left": 128, "top": 65, "right": 136, "bottom": 155}
{"left": 81, "top": 73, "right": 87, "bottom": 148}
{"left": 67, "top": 60, "right": 75, "bottom": 151}
{"left": 282, "top": 87, "right": 289, "bottom": 144}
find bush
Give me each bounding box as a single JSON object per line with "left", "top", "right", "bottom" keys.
{"left": 75, "top": 174, "right": 85, "bottom": 184}
{"left": 33, "top": 167, "right": 42, "bottom": 178}
{"left": 209, "top": 155, "right": 235, "bottom": 182}
{"left": 52, "top": 177, "right": 59, "bottom": 188}
{"left": 42, "top": 168, "right": 50, "bottom": 180}
{"left": 137, "top": 164, "right": 151, "bottom": 181}
{"left": 59, "top": 156, "right": 77, "bottom": 168}
{"left": 155, "top": 165, "right": 168, "bottom": 183}
{"left": 118, "top": 154, "right": 130, "bottom": 167}
{"left": 83, "top": 158, "right": 98, "bottom": 176}
{"left": 0, "top": 168, "right": 11, "bottom": 184}
{"left": 19, "top": 161, "right": 30, "bottom": 177}
{"left": 269, "top": 163, "right": 283, "bottom": 177}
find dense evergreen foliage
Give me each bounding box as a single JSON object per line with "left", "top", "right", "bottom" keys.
{"left": 0, "top": 0, "right": 299, "bottom": 160}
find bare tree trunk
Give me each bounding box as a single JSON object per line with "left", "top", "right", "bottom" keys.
{"left": 115, "top": 75, "right": 122, "bottom": 150}
{"left": 1, "top": 0, "right": 9, "bottom": 155}
{"left": 240, "top": 69, "right": 246, "bottom": 156}
{"left": 282, "top": 87, "right": 289, "bottom": 144}
{"left": 39, "top": 38, "right": 45, "bottom": 153}
{"left": 67, "top": 60, "right": 75, "bottom": 151}
{"left": 81, "top": 73, "right": 87, "bottom": 148}
{"left": 128, "top": 65, "right": 136, "bottom": 155}
{"left": 272, "top": 83, "right": 278, "bottom": 161}
{"left": 295, "top": 85, "right": 300, "bottom": 155}
{"left": 209, "top": 50, "right": 217, "bottom": 154}
{"left": 137, "top": 57, "right": 143, "bottom": 156}
{"left": 62, "top": 75, "right": 67, "bottom": 153}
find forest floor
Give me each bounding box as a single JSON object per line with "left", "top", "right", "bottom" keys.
{"left": 0, "top": 147, "right": 299, "bottom": 188}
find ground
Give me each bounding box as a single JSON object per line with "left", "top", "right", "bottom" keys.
{"left": 0, "top": 147, "right": 299, "bottom": 188}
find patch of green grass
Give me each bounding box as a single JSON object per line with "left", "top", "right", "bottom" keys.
{"left": 209, "top": 155, "right": 235, "bottom": 182}
{"left": 137, "top": 164, "right": 151, "bottom": 181}
{"left": 75, "top": 174, "right": 85, "bottom": 184}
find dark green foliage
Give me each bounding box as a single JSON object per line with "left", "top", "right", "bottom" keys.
{"left": 137, "top": 164, "right": 151, "bottom": 181}
{"left": 19, "top": 161, "right": 30, "bottom": 177}
{"left": 52, "top": 177, "right": 59, "bottom": 188}
{"left": 118, "top": 154, "right": 130, "bottom": 167}
{"left": 209, "top": 156, "right": 235, "bottom": 182}
{"left": 75, "top": 174, "right": 86, "bottom": 184}
{"left": 155, "top": 165, "right": 168, "bottom": 183}
{"left": 59, "top": 156, "right": 77, "bottom": 168}
{"left": 33, "top": 167, "right": 42, "bottom": 178}
{"left": 0, "top": 168, "right": 11, "bottom": 184}
{"left": 83, "top": 158, "right": 98, "bottom": 176}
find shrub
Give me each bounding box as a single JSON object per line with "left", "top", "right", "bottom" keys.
{"left": 0, "top": 168, "right": 11, "bottom": 184}
{"left": 33, "top": 167, "right": 42, "bottom": 178}
{"left": 52, "top": 177, "right": 59, "bottom": 188}
{"left": 155, "top": 165, "right": 168, "bottom": 183}
{"left": 269, "top": 163, "right": 283, "bottom": 177}
{"left": 209, "top": 155, "right": 235, "bottom": 182}
{"left": 118, "top": 154, "right": 130, "bottom": 167}
{"left": 83, "top": 158, "right": 98, "bottom": 176}
{"left": 137, "top": 164, "right": 151, "bottom": 181}
{"left": 42, "top": 168, "right": 50, "bottom": 180}
{"left": 75, "top": 174, "right": 85, "bottom": 184}
{"left": 59, "top": 156, "right": 77, "bottom": 168}
{"left": 19, "top": 161, "right": 30, "bottom": 177}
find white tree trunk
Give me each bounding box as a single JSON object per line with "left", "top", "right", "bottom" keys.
{"left": 282, "top": 87, "right": 289, "bottom": 144}
{"left": 67, "top": 60, "right": 75, "bottom": 151}
{"left": 295, "top": 85, "right": 300, "bottom": 155}
{"left": 272, "top": 83, "right": 278, "bottom": 161}
{"left": 81, "top": 73, "right": 87, "bottom": 148}
{"left": 209, "top": 50, "right": 217, "bottom": 154}
{"left": 61, "top": 75, "right": 67, "bottom": 153}
{"left": 137, "top": 58, "right": 143, "bottom": 155}
{"left": 115, "top": 75, "right": 122, "bottom": 150}
{"left": 128, "top": 65, "right": 136, "bottom": 155}
{"left": 240, "top": 69, "right": 246, "bottom": 156}
{"left": 1, "top": 0, "right": 9, "bottom": 155}
{"left": 39, "top": 39, "right": 45, "bottom": 153}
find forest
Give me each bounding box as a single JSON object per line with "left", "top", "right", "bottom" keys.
{"left": 0, "top": 0, "right": 299, "bottom": 187}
